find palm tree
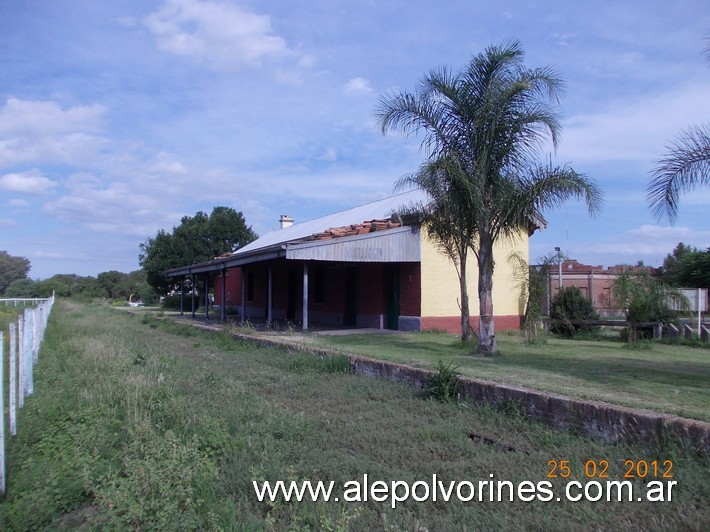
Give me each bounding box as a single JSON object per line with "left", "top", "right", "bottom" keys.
{"left": 377, "top": 41, "right": 602, "bottom": 354}
{"left": 647, "top": 36, "right": 710, "bottom": 223}
{"left": 647, "top": 123, "right": 710, "bottom": 223}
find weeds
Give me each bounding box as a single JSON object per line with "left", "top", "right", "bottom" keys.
{"left": 427, "top": 360, "right": 460, "bottom": 402}
{"left": 288, "top": 353, "right": 352, "bottom": 374}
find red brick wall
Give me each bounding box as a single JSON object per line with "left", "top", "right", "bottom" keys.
{"left": 400, "top": 263, "right": 421, "bottom": 316}
{"left": 213, "top": 268, "right": 242, "bottom": 306}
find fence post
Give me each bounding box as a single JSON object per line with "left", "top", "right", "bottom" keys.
{"left": 24, "top": 309, "right": 34, "bottom": 397}
{"left": 18, "top": 315, "right": 24, "bottom": 408}
{"left": 9, "top": 323, "right": 17, "bottom": 436}
{"left": 653, "top": 323, "right": 662, "bottom": 340}
{"left": 684, "top": 323, "right": 694, "bottom": 340}
{"left": 1, "top": 331, "right": 5, "bottom": 496}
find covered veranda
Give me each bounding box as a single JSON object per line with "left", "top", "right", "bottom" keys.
{"left": 164, "top": 224, "right": 421, "bottom": 332}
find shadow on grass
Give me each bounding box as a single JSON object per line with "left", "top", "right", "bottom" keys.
{"left": 487, "top": 350, "right": 709, "bottom": 389}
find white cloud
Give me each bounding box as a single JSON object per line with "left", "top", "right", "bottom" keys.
{"left": 43, "top": 178, "right": 167, "bottom": 236}
{"left": 144, "top": 0, "right": 295, "bottom": 68}
{"left": 298, "top": 54, "right": 315, "bottom": 68}
{"left": 559, "top": 82, "right": 710, "bottom": 164}
{"left": 344, "top": 77, "right": 373, "bottom": 94}
{"left": 114, "top": 16, "right": 138, "bottom": 28}
{"left": 0, "top": 98, "right": 108, "bottom": 167}
{"left": 9, "top": 199, "right": 29, "bottom": 207}
{"left": 0, "top": 134, "right": 109, "bottom": 168}
{"left": 147, "top": 152, "right": 188, "bottom": 175}
{"left": 552, "top": 32, "right": 579, "bottom": 46}
{"left": 629, "top": 224, "right": 710, "bottom": 243}
{"left": 0, "top": 169, "right": 56, "bottom": 194}
{"left": 33, "top": 250, "right": 65, "bottom": 259}
{"left": 578, "top": 224, "right": 710, "bottom": 260}
{"left": 0, "top": 98, "right": 104, "bottom": 136}
{"left": 316, "top": 148, "right": 337, "bottom": 161}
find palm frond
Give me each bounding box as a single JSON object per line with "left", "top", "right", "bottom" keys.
{"left": 647, "top": 123, "right": 710, "bottom": 223}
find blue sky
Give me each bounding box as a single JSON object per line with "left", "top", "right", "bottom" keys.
{"left": 1, "top": 0, "right": 709, "bottom": 279}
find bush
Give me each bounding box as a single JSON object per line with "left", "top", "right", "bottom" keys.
{"left": 162, "top": 294, "right": 200, "bottom": 311}
{"left": 550, "top": 287, "right": 599, "bottom": 337}
{"left": 428, "top": 360, "right": 461, "bottom": 402}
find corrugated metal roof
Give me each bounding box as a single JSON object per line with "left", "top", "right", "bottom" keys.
{"left": 235, "top": 189, "right": 428, "bottom": 256}
{"left": 285, "top": 225, "right": 421, "bottom": 262}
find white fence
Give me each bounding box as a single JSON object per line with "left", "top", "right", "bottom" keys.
{"left": 0, "top": 296, "right": 55, "bottom": 495}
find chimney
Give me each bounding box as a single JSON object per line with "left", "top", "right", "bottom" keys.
{"left": 279, "top": 214, "right": 294, "bottom": 229}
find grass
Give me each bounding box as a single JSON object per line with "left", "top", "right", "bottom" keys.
{"left": 311, "top": 331, "right": 710, "bottom": 422}
{"left": 0, "top": 305, "right": 34, "bottom": 358}
{"left": 0, "top": 300, "right": 708, "bottom": 530}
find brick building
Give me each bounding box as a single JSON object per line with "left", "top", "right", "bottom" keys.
{"left": 543, "top": 259, "right": 660, "bottom": 316}
{"left": 167, "top": 190, "right": 540, "bottom": 333}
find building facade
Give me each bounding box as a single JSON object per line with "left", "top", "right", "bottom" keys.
{"left": 168, "top": 190, "right": 535, "bottom": 334}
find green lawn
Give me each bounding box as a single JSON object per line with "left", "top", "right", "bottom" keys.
{"left": 309, "top": 331, "right": 710, "bottom": 422}
{"left": 1, "top": 301, "right": 708, "bottom": 530}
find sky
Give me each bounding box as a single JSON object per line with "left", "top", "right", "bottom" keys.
{"left": 1, "top": 0, "right": 709, "bottom": 279}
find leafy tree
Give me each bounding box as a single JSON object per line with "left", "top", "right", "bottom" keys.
{"left": 94, "top": 269, "right": 159, "bottom": 303}
{"left": 612, "top": 269, "right": 689, "bottom": 342}
{"left": 662, "top": 242, "right": 710, "bottom": 288}
{"left": 139, "top": 207, "right": 257, "bottom": 294}
{"left": 35, "top": 274, "right": 100, "bottom": 299}
{"left": 508, "top": 251, "right": 563, "bottom": 343}
{"left": 127, "top": 269, "right": 160, "bottom": 305}
{"left": 4, "top": 278, "right": 38, "bottom": 297}
{"left": 550, "top": 287, "right": 599, "bottom": 337}
{"left": 97, "top": 270, "right": 131, "bottom": 299}
{"left": 377, "top": 41, "right": 602, "bottom": 353}
{"left": 0, "top": 250, "right": 31, "bottom": 295}
{"left": 647, "top": 38, "right": 710, "bottom": 222}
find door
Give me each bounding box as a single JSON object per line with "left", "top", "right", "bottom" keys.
{"left": 344, "top": 267, "right": 358, "bottom": 326}
{"left": 287, "top": 267, "right": 298, "bottom": 321}
{"left": 387, "top": 265, "right": 400, "bottom": 330}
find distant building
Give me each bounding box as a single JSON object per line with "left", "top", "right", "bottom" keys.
{"left": 541, "top": 259, "right": 660, "bottom": 316}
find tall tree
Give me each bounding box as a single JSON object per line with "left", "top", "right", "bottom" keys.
{"left": 647, "top": 38, "right": 710, "bottom": 222}
{"left": 377, "top": 41, "right": 602, "bottom": 353}
{"left": 139, "top": 207, "right": 257, "bottom": 294}
{"left": 662, "top": 242, "right": 710, "bottom": 288}
{"left": 0, "top": 250, "right": 31, "bottom": 295}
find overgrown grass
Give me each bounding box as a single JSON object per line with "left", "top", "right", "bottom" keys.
{"left": 1, "top": 301, "right": 708, "bottom": 530}
{"left": 0, "top": 305, "right": 28, "bottom": 335}
{"left": 312, "top": 331, "right": 710, "bottom": 422}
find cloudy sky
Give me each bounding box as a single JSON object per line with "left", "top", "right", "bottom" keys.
{"left": 1, "top": 0, "right": 709, "bottom": 279}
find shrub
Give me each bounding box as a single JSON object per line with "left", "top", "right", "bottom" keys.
{"left": 428, "top": 360, "right": 461, "bottom": 402}
{"left": 550, "top": 287, "right": 599, "bottom": 337}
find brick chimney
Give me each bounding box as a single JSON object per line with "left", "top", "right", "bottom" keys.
{"left": 279, "top": 215, "right": 294, "bottom": 229}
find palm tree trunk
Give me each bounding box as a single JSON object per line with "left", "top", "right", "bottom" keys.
{"left": 458, "top": 249, "right": 475, "bottom": 344}
{"left": 477, "top": 234, "right": 497, "bottom": 354}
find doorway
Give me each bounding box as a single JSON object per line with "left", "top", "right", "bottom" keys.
{"left": 344, "top": 267, "right": 358, "bottom": 326}
{"left": 386, "top": 265, "right": 400, "bottom": 330}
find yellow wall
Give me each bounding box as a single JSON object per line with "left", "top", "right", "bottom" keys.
{"left": 420, "top": 229, "right": 529, "bottom": 318}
